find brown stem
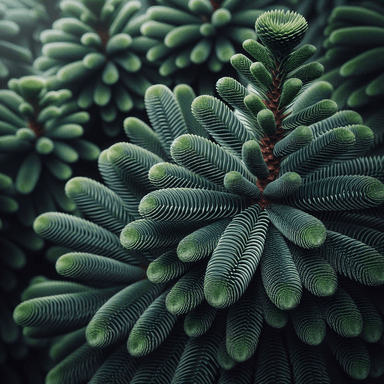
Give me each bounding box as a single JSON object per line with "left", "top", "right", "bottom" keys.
{"left": 28, "top": 99, "right": 44, "bottom": 137}
{"left": 210, "top": 0, "right": 220, "bottom": 11}
{"left": 256, "top": 62, "right": 288, "bottom": 209}
{"left": 95, "top": 23, "right": 109, "bottom": 48}
{"left": 28, "top": 120, "right": 44, "bottom": 137}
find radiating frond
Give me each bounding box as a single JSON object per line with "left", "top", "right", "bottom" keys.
{"left": 317, "top": 230, "right": 384, "bottom": 286}
{"left": 14, "top": 287, "right": 122, "bottom": 337}
{"left": 226, "top": 277, "right": 263, "bottom": 362}
{"left": 86, "top": 280, "right": 164, "bottom": 348}
{"left": 166, "top": 262, "right": 206, "bottom": 315}
{"left": 65, "top": 177, "right": 133, "bottom": 235}
{"left": 56, "top": 253, "right": 146, "bottom": 287}
{"left": 147, "top": 249, "right": 193, "bottom": 283}
{"left": 204, "top": 206, "right": 266, "bottom": 308}
{"left": 260, "top": 225, "right": 302, "bottom": 310}
{"left": 127, "top": 289, "right": 177, "bottom": 357}
{"left": 139, "top": 188, "right": 249, "bottom": 222}
{"left": 317, "top": 286, "right": 362, "bottom": 338}
{"left": 184, "top": 300, "right": 218, "bottom": 338}
{"left": 34, "top": 212, "right": 138, "bottom": 264}
{"left": 171, "top": 134, "right": 256, "bottom": 186}
{"left": 89, "top": 345, "right": 141, "bottom": 384}
{"left": 177, "top": 219, "right": 231, "bottom": 262}
{"left": 145, "top": 84, "right": 188, "bottom": 156}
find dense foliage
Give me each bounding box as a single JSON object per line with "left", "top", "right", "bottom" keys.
{"left": 0, "top": 1, "right": 383, "bottom": 383}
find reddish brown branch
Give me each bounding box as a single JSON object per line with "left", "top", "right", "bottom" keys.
{"left": 256, "top": 61, "right": 286, "bottom": 209}
{"left": 28, "top": 120, "right": 44, "bottom": 137}
{"left": 210, "top": 0, "right": 220, "bottom": 11}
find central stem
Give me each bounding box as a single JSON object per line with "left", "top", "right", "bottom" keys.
{"left": 28, "top": 99, "right": 43, "bottom": 137}
{"left": 256, "top": 62, "right": 290, "bottom": 209}
{"left": 95, "top": 23, "right": 109, "bottom": 49}
{"left": 28, "top": 120, "right": 44, "bottom": 137}
{"left": 210, "top": 0, "right": 220, "bottom": 10}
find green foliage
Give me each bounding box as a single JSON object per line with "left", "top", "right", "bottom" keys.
{"left": 0, "top": 76, "right": 99, "bottom": 224}
{"left": 0, "top": 0, "right": 51, "bottom": 84}
{"left": 7, "top": 6, "right": 384, "bottom": 384}
{"left": 35, "top": 0, "right": 166, "bottom": 136}
{"left": 320, "top": 3, "right": 384, "bottom": 152}
{"left": 142, "top": 0, "right": 290, "bottom": 91}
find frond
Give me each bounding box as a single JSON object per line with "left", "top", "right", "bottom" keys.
{"left": 124, "top": 117, "right": 170, "bottom": 160}
{"left": 263, "top": 172, "right": 301, "bottom": 200}
{"left": 324, "top": 221, "right": 384, "bottom": 254}
{"left": 273, "top": 125, "right": 313, "bottom": 157}
{"left": 107, "top": 142, "right": 163, "bottom": 197}
{"left": 341, "top": 279, "right": 383, "bottom": 343}
{"left": 14, "top": 287, "right": 121, "bottom": 337}
{"left": 121, "top": 219, "right": 206, "bottom": 251}
{"left": 45, "top": 342, "right": 114, "bottom": 384}
{"left": 285, "top": 61, "right": 324, "bottom": 85}
{"left": 242, "top": 38, "right": 274, "bottom": 70}
{"left": 204, "top": 205, "right": 264, "bottom": 309}
{"left": 88, "top": 345, "right": 141, "bottom": 384}
{"left": 318, "top": 230, "right": 384, "bottom": 286}
{"left": 230, "top": 54, "right": 267, "bottom": 96}
{"left": 279, "top": 78, "right": 303, "bottom": 110}
{"left": 149, "top": 162, "right": 224, "bottom": 191}
{"left": 139, "top": 188, "right": 249, "bottom": 221}
{"left": 217, "top": 337, "right": 237, "bottom": 371}
{"left": 259, "top": 279, "right": 289, "bottom": 329}
{"left": 254, "top": 326, "right": 291, "bottom": 383}
{"left": 86, "top": 280, "right": 164, "bottom": 348}
{"left": 283, "top": 175, "right": 384, "bottom": 211}
{"left": 257, "top": 109, "right": 276, "bottom": 136}
{"left": 279, "top": 127, "right": 356, "bottom": 177}
{"left": 260, "top": 225, "right": 302, "bottom": 310}
{"left": 290, "top": 290, "right": 325, "bottom": 345}
{"left": 317, "top": 286, "right": 363, "bottom": 338}
{"left": 173, "top": 84, "right": 208, "bottom": 138}
{"left": 286, "top": 328, "right": 330, "bottom": 384}
{"left": 49, "top": 328, "right": 86, "bottom": 365}
{"left": 147, "top": 249, "right": 193, "bottom": 283}
{"left": 288, "top": 243, "right": 337, "bottom": 297}
{"left": 65, "top": 177, "right": 133, "bottom": 235}
{"left": 192, "top": 95, "right": 253, "bottom": 158}
{"left": 33, "top": 212, "right": 138, "bottom": 264}
{"left": 241, "top": 140, "right": 269, "bottom": 179}
{"left": 224, "top": 171, "right": 261, "bottom": 199}
{"left": 291, "top": 81, "right": 333, "bottom": 113}
{"left": 166, "top": 262, "right": 206, "bottom": 315}
{"left": 177, "top": 219, "right": 231, "bottom": 262}
{"left": 145, "top": 84, "right": 188, "bottom": 156}
{"left": 216, "top": 77, "right": 251, "bottom": 117}
{"left": 130, "top": 320, "right": 188, "bottom": 384}
{"left": 127, "top": 289, "right": 177, "bottom": 357}
{"left": 305, "top": 156, "right": 384, "bottom": 183}
{"left": 309, "top": 110, "right": 362, "bottom": 138}
{"left": 327, "top": 330, "right": 370, "bottom": 380}
{"left": 282, "top": 99, "right": 338, "bottom": 131}
{"left": 171, "top": 316, "right": 224, "bottom": 384}
{"left": 226, "top": 277, "right": 263, "bottom": 362}
{"left": 56, "top": 252, "right": 146, "bottom": 287}
{"left": 217, "top": 358, "right": 254, "bottom": 384}
{"left": 98, "top": 149, "right": 141, "bottom": 219}
{"left": 266, "top": 204, "right": 326, "bottom": 249}
{"left": 340, "top": 47, "right": 384, "bottom": 77}
{"left": 170, "top": 134, "right": 256, "bottom": 186}
{"left": 282, "top": 44, "right": 317, "bottom": 74}
{"left": 184, "top": 300, "right": 218, "bottom": 338}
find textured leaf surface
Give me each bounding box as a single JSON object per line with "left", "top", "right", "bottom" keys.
{"left": 204, "top": 206, "right": 267, "bottom": 308}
